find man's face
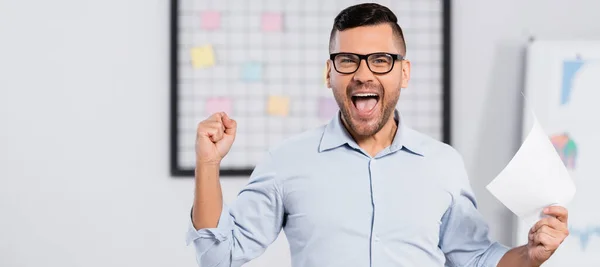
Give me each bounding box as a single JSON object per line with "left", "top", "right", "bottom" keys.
{"left": 326, "top": 24, "right": 410, "bottom": 138}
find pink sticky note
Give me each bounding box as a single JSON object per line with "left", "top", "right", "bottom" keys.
{"left": 200, "top": 11, "right": 221, "bottom": 30}
{"left": 319, "top": 97, "right": 339, "bottom": 119}
{"left": 261, "top": 12, "right": 283, "bottom": 32}
{"left": 205, "top": 97, "right": 232, "bottom": 115}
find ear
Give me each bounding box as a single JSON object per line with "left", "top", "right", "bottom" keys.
{"left": 325, "top": 60, "right": 332, "bottom": 88}
{"left": 400, "top": 59, "right": 411, "bottom": 89}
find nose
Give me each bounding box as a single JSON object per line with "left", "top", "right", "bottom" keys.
{"left": 352, "top": 59, "right": 375, "bottom": 83}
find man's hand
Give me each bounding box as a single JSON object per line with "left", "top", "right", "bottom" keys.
{"left": 527, "top": 206, "right": 570, "bottom": 266}
{"left": 195, "top": 112, "right": 237, "bottom": 165}
{"left": 192, "top": 112, "right": 237, "bottom": 230}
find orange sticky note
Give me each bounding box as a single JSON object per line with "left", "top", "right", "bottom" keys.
{"left": 262, "top": 12, "right": 283, "bottom": 32}
{"left": 200, "top": 11, "right": 221, "bottom": 30}
{"left": 268, "top": 95, "right": 289, "bottom": 116}
{"left": 190, "top": 45, "right": 215, "bottom": 68}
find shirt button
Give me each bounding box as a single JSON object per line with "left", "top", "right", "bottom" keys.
{"left": 373, "top": 235, "right": 380, "bottom": 242}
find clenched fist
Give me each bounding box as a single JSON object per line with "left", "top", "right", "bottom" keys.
{"left": 195, "top": 112, "right": 237, "bottom": 165}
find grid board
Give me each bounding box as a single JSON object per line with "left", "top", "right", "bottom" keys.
{"left": 170, "top": 0, "right": 451, "bottom": 176}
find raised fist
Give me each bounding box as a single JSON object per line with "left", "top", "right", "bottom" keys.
{"left": 195, "top": 112, "right": 237, "bottom": 165}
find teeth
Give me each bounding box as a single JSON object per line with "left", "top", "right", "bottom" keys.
{"left": 353, "top": 93, "right": 378, "bottom": 97}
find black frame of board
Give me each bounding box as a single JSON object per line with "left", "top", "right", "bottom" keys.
{"left": 169, "top": 0, "right": 452, "bottom": 177}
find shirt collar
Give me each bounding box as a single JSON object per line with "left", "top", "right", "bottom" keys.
{"left": 318, "top": 109, "right": 424, "bottom": 157}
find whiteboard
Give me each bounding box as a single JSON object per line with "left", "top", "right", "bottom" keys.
{"left": 170, "top": 0, "right": 451, "bottom": 176}
{"left": 516, "top": 40, "right": 600, "bottom": 266}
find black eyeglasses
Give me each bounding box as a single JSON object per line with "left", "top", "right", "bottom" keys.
{"left": 329, "top": 52, "right": 404, "bottom": 74}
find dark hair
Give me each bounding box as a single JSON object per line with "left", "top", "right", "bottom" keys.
{"left": 329, "top": 3, "right": 406, "bottom": 55}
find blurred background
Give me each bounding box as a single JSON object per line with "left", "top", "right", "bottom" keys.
{"left": 1, "top": 0, "right": 599, "bottom": 266}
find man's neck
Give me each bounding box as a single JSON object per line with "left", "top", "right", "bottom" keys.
{"left": 345, "top": 116, "right": 398, "bottom": 157}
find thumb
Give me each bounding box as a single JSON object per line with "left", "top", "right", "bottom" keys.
{"left": 222, "top": 113, "right": 237, "bottom": 136}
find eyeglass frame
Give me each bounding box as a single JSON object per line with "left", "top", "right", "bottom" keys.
{"left": 329, "top": 52, "right": 405, "bottom": 75}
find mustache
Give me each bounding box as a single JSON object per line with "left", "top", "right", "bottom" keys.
{"left": 346, "top": 81, "right": 384, "bottom": 95}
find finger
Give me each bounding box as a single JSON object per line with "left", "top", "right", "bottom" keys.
{"left": 198, "top": 121, "right": 225, "bottom": 142}
{"left": 537, "top": 225, "right": 559, "bottom": 239}
{"left": 530, "top": 217, "right": 552, "bottom": 235}
{"left": 533, "top": 231, "right": 555, "bottom": 249}
{"left": 531, "top": 216, "right": 567, "bottom": 234}
{"left": 538, "top": 225, "right": 569, "bottom": 246}
{"left": 528, "top": 231, "right": 534, "bottom": 244}
{"left": 533, "top": 229, "right": 564, "bottom": 251}
{"left": 221, "top": 114, "right": 237, "bottom": 135}
{"left": 207, "top": 127, "right": 224, "bottom": 142}
{"left": 198, "top": 121, "right": 225, "bottom": 134}
{"left": 543, "top": 206, "right": 568, "bottom": 224}
{"left": 207, "top": 112, "right": 224, "bottom": 122}
{"left": 529, "top": 222, "right": 569, "bottom": 248}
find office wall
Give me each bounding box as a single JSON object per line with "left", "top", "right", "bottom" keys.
{"left": 0, "top": 0, "right": 599, "bottom": 266}
{"left": 452, "top": 0, "right": 600, "bottom": 246}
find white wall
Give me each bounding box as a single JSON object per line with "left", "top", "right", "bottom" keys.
{"left": 0, "top": 1, "right": 199, "bottom": 266}
{"left": 1, "top": 0, "right": 599, "bottom": 266}
{"left": 452, "top": 0, "right": 600, "bottom": 246}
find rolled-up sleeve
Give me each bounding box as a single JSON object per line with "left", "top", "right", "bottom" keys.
{"left": 185, "top": 151, "right": 285, "bottom": 267}
{"left": 186, "top": 202, "right": 234, "bottom": 264}
{"left": 439, "top": 152, "right": 510, "bottom": 267}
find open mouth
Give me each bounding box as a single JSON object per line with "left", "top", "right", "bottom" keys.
{"left": 351, "top": 93, "right": 380, "bottom": 113}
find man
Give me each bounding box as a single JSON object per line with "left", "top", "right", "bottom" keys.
{"left": 186, "top": 3, "right": 569, "bottom": 267}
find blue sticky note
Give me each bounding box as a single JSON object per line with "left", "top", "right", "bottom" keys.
{"left": 241, "top": 62, "right": 263, "bottom": 82}
{"left": 560, "top": 60, "right": 585, "bottom": 105}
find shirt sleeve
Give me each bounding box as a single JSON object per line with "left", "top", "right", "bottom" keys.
{"left": 439, "top": 151, "right": 510, "bottom": 267}
{"left": 185, "top": 151, "right": 286, "bottom": 267}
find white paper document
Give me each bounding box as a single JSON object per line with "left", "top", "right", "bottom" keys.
{"left": 486, "top": 114, "right": 576, "bottom": 228}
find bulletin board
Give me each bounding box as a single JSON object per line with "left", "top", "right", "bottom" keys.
{"left": 170, "top": 0, "right": 451, "bottom": 176}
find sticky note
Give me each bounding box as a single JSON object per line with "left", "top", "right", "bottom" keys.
{"left": 261, "top": 12, "right": 283, "bottom": 32}
{"left": 200, "top": 11, "right": 221, "bottom": 30}
{"left": 319, "top": 97, "right": 338, "bottom": 119}
{"left": 190, "top": 45, "right": 215, "bottom": 68}
{"left": 205, "top": 97, "right": 232, "bottom": 115}
{"left": 241, "top": 62, "right": 262, "bottom": 82}
{"left": 268, "top": 95, "right": 289, "bottom": 116}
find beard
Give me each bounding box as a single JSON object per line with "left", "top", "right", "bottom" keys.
{"left": 332, "top": 80, "right": 399, "bottom": 138}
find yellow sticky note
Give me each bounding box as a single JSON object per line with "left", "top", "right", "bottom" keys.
{"left": 190, "top": 45, "right": 215, "bottom": 68}
{"left": 268, "top": 95, "right": 290, "bottom": 116}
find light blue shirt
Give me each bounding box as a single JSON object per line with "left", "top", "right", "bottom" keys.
{"left": 186, "top": 110, "right": 509, "bottom": 267}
